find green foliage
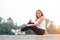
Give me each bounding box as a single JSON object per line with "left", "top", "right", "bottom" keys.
{"left": 0, "top": 17, "right": 19, "bottom": 35}
{"left": 46, "top": 19, "right": 56, "bottom": 34}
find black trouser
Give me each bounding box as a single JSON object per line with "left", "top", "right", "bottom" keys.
{"left": 21, "top": 22, "right": 45, "bottom": 35}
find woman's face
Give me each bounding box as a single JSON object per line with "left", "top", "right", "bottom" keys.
{"left": 36, "top": 11, "right": 41, "bottom": 18}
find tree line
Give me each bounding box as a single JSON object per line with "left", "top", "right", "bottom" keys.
{"left": 0, "top": 17, "right": 57, "bottom": 35}
{"left": 0, "top": 17, "right": 20, "bottom": 35}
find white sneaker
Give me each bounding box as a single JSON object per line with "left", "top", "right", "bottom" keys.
{"left": 11, "top": 29, "right": 16, "bottom": 33}
{"left": 11, "top": 29, "right": 25, "bottom": 35}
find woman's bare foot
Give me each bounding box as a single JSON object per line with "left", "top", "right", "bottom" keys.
{"left": 16, "top": 29, "right": 21, "bottom": 33}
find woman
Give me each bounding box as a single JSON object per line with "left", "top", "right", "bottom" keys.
{"left": 13, "top": 9, "right": 46, "bottom": 35}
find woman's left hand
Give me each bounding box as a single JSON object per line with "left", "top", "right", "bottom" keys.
{"left": 25, "top": 24, "right": 30, "bottom": 26}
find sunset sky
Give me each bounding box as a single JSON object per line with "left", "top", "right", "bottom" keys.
{"left": 0, "top": 0, "right": 60, "bottom": 26}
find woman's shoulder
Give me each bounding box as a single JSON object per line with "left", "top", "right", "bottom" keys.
{"left": 39, "top": 16, "right": 45, "bottom": 19}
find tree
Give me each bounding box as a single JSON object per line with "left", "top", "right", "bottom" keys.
{"left": 0, "top": 17, "right": 3, "bottom": 24}
{"left": 46, "top": 21, "right": 56, "bottom": 34}
{"left": 7, "top": 17, "right": 14, "bottom": 23}
{"left": 0, "top": 17, "right": 3, "bottom": 34}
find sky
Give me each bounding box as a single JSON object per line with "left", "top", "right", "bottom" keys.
{"left": 0, "top": 0, "right": 60, "bottom": 26}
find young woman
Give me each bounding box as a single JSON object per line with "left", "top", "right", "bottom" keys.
{"left": 13, "top": 9, "right": 46, "bottom": 35}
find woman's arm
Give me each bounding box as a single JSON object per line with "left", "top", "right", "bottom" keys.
{"left": 26, "top": 16, "right": 45, "bottom": 27}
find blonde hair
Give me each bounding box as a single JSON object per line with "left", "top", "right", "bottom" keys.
{"left": 36, "top": 10, "right": 44, "bottom": 19}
